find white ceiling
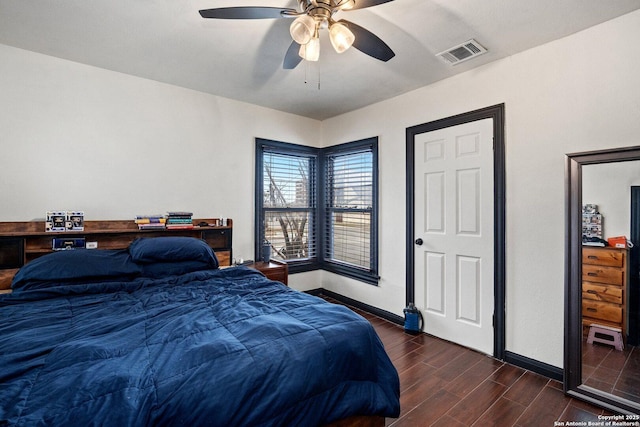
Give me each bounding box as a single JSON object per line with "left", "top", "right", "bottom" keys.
{"left": 1, "top": 0, "right": 639, "bottom": 120}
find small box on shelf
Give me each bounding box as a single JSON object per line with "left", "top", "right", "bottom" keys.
{"left": 45, "top": 211, "right": 67, "bottom": 232}
{"left": 45, "top": 211, "right": 84, "bottom": 232}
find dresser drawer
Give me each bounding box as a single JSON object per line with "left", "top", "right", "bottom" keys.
{"left": 262, "top": 268, "right": 287, "bottom": 284}
{"left": 582, "top": 300, "right": 623, "bottom": 324}
{"left": 582, "top": 264, "right": 624, "bottom": 285}
{"left": 214, "top": 250, "right": 231, "bottom": 267}
{"left": 582, "top": 282, "right": 623, "bottom": 304}
{"left": 582, "top": 247, "right": 624, "bottom": 267}
{"left": 248, "top": 261, "right": 288, "bottom": 286}
{"left": 0, "top": 268, "right": 18, "bottom": 291}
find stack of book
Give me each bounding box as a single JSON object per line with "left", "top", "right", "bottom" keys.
{"left": 165, "top": 212, "right": 194, "bottom": 229}
{"left": 135, "top": 215, "right": 166, "bottom": 230}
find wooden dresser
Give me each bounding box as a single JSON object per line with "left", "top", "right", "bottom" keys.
{"left": 0, "top": 218, "right": 232, "bottom": 291}
{"left": 582, "top": 246, "right": 628, "bottom": 339}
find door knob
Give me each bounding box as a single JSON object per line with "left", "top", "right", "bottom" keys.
{"left": 415, "top": 238, "right": 423, "bottom": 246}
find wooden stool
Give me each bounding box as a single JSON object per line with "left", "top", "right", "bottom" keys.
{"left": 586, "top": 324, "right": 624, "bottom": 351}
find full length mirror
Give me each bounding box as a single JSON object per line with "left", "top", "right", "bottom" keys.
{"left": 565, "top": 146, "right": 640, "bottom": 414}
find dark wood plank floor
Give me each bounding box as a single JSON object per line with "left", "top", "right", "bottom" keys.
{"left": 332, "top": 299, "right": 616, "bottom": 426}
{"left": 583, "top": 338, "right": 640, "bottom": 402}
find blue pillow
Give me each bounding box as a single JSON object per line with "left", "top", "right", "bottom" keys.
{"left": 12, "top": 249, "right": 142, "bottom": 291}
{"left": 139, "top": 260, "right": 215, "bottom": 278}
{"left": 129, "top": 237, "right": 218, "bottom": 268}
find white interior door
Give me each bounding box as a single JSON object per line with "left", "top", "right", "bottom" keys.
{"left": 413, "top": 118, "right": 494, "bottom": 355}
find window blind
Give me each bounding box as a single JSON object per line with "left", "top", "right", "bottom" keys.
{"left": 324, "top": 149, "right": 374, "bottom": 270}
{"left": 261, "top": 150, "right": 316, "bottom": 262}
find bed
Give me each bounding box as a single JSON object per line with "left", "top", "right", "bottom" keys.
{"left": 0, "top": 237, "right": 400, "bottom": 426}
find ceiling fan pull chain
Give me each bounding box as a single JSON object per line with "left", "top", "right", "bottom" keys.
{"left": 302, "top": 61, "right": 320, "bottom": 90}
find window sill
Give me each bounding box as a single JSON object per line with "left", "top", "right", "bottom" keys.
{"left": 281, "top": 261, "right": 379, "bottom": 285}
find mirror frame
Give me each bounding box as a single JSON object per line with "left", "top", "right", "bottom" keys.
{"left": 565, "top": 145, "right": 640, "bottom": 414}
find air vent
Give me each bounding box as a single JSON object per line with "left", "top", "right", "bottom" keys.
{"left": 437, "top": 39, "right": 487, "bottom": 65}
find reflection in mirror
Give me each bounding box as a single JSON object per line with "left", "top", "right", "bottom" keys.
{"left": 565, "top": 147, "right": 640, "bottom": 415}
{"left": 582, "top": 162, "right": 640, "bottom": 400}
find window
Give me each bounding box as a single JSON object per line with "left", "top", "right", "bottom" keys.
{"left": 321, "top": 139, "right": 378, "bottom": 283}
{"left": 256, "top": 140, "right": 318, "bottom": 272}
{"left": 256, "top": 137, "right": 378, "bottom": 284}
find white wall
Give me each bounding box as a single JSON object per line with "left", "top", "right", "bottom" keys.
{"left": 2, "top": 10, "right": 640, "bottom": 369}
{"left": 321, "top": 10, "right": 640, "bottom": 368}
{"left": 583, "top": 161, "right": 640, "bottom": 240}
{"left": 0, "top": 43, "right": 323, "bottom": 288}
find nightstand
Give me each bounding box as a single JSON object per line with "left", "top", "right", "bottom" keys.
{"left": 248, "top": 260, "right": 288, "bottom": 286}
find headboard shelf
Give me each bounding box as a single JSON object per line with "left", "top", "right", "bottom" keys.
{"left": 0, "top": 218, "right": 233, "bottom": 291}
{"left": 0, "top": 219, "right": 230, "bottom": 235}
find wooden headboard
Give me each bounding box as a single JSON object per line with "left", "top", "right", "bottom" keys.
{"left": 0, "top": 218, "right": 233, "bottom": 291}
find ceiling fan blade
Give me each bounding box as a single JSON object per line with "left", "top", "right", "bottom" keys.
{"left": 283, "top": 41, "right": 303, "bottom": 69}
{"left": 342, "top": 20, "right": 395, "bottom": 62}
{"left": 348, "top": 0, "right": 395, "bottom": 11}
{"left": 199, "top": 7, "right": 296, "bottom": 19}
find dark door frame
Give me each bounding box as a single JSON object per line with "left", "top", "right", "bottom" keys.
{"left": 629, "top": 186, "right": 640, "bottom": 346}
{"left": 405, "top": 104, "right": 506, "bottom": 360}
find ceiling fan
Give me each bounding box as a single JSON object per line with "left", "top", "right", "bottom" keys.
{"left": 199, "top": 0, "right": 396, "bottom": 69}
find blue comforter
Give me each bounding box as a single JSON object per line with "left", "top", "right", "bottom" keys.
{"left": 0, "top": 267, "right": 400, "bottom": 426}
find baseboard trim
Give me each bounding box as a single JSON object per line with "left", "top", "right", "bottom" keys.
{"left": 307, "top": 288, "right": 564, "bottom": 382}
{"left": 504, "top": 351, "right": 563, "bottom": 381}
{"left": 306, "top": 288, "right": 404, "bottom": 326}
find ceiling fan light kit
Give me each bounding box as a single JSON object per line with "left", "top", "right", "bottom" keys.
{"left": 199, "top": 0, "right": 396, "bottom": 69}
{"left": 290, "top": 1, "right": 356, "bottom": 59}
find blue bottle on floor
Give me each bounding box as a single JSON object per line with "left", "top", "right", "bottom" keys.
{"left": 403, "top": 303, "right": 423, "bottom": 335}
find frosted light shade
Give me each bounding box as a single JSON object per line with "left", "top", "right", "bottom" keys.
{"left": 299, "top": 37, "right": 320, "bottom": 61}
{"left": 329, "top": 22, "right": 355, "bottom": 53}
{"left": 290, "top": 15, "right": 315, "bottom": 45}
{"left": 336, "top": 0, "right": 355, "bottom": 9}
